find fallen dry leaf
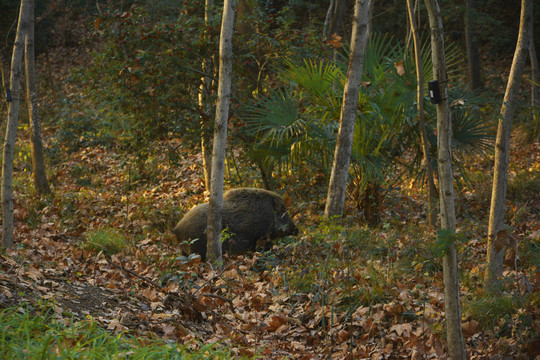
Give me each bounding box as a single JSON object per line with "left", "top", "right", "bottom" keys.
{"left": 266, "top": 315, "right": 288, "bottom": 332}
{"left": 389, "top": 322, "right": 413, "bottom": 337}
{"left": 461, "top": 320, "right": 479, "bottom": 337}
{"left": 394, "top": 60, "right": 405, "bottom": 76}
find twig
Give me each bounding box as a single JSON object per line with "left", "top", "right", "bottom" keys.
{"left": 106, "top": 258, "right": 162, "bottom": 289}
{"left": 202, "top": 292, "right": 236, "bottom": 313}
{"left": 202, "top": 292, "right": 231, "bottom": 303}
{"left": 193, "top": 260, "right": 237, "bottom": 296}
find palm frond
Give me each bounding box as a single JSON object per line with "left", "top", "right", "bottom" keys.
{"left": 420, "top": 38, "right": 464, "bottom": 82}
{"left": 239, "top": 88, "right": 306, "bottom": 145}
{"left": 281, "top": 59, "right": 343, "bottom": 98}
{"left": 452, "top": 107, "right": 494, "bottom": 156}
{"left": 363, "top": 33, "right": 402, "bottom": 84}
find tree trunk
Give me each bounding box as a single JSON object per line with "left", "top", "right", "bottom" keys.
{"left": 323, "top": 0, "right": 337, "bottom": 39}
{"left": 407, "top": 0, "right": 437, "bottom": 229}
{"left": 328, "top": 0, "right": 347, "bottom": 39}
{"left": 257, "top": 162, "right": 273, "bottom": 191}
{"left": 366, "top": 0, "right": 375, "bottom": 41}
{"left": 464, "top": 0, "right": 482, "bottom": 90}
{"left": 25, "top": 0, "right": 50, "bottom": 195}
{"left": 360, "top": 182, "right": 382, "bottom": 226}
{"left": 206, "top": 0, "right": 235, "bottom": 267}
{"left": 1, "top": 56, "right": 7, "bottom": 122}
{"left": 2, "top": 0, "right": 31, "bottom": 248}
{"left": 530, "top": 17, "right": 539, "bottom": 124}
{"left": 202, "top": 138, "right": 212, "bottom": 192}
{"left": 200, "top": 0, "right": 214, "bottom": 193}
{"left": 324, "top": 0, "right": 371, "bottom": 219}
{"left": 424, "top": 0, "right": 466, "bottom": 358}
{"left": 236, "top": 0, "right": 253, "bottom": 36}
{"left": 485, "top": 0, "right": 532, "bottom": 286}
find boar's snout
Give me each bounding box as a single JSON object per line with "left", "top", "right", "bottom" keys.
{"left": 277, "top": 212, "right": 298, "bottom": 236}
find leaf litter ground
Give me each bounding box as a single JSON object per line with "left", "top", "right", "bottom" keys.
{"left": 1, "top": 137, "right": 539, "bottom": 359}
{"left": 1, "top": 24, "right": 539, "bottom": 357}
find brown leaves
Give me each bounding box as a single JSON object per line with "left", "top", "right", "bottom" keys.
{"left": 25, "top": 265, "right": 45, "bottom": 281}
{"left": 3, "top": 124, "right": 537, "bottom": 359}
{"left": 394, "top": 60, "right": 405, "bottom": 76}
{"left": 327, "top": 33, "right": 343, "bottom": 49}
{"left": 265, "top": 314, "right": 288, "bottom": 332}
{"left": 461, "top": 319, "right": 480, "bottom": 337}
{"left": 389, "top": 322, "right": 413, "bottom": 337}
{"left": 493, "top": 228, "right": 511, "bottom": 252}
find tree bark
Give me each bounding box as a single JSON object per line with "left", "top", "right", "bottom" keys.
{"left": 206, "top": 0, "right": 235, "bottom": 267}
{"left": 25, "top": 0, "right": 50, "bottom": 195}
{"left": 2, "top": 0, "right": 31, "bottom": 248}
{"left": 485, "top": 0, "right": 532, "bottom": 286}
{"left": 202, "top": 138, "right": 212, "bottom": 192}
{"left": 424, "top": 0, "right": 466, "bottom": 358}
{"left": 464, "top": 0, "right": 482, "bottom": 90}
{"left": 1, "top": 56, "right": 7, "bottom": 123}
{"left": 328, "top": 0, "right": 347, "bottom": 39}
{"left": 366, "top": 0, "right": 375, "bottom": 41}
{"left": 236, "top": 0, "right": 253, "bottom": 36}
{"left": 324, "top": 0, "right": 371, "bottom": 219}
{"left": 323, "top": 0, "right": 336, "bottom": 39}
{"left": 530, "top": 16, "right": 539, "bottom": 123}
{"left": 200, "top": 0, "right": 214, "bottom": 193}
{"left": 406, "top": 0, "right": 437, "bottom": 229}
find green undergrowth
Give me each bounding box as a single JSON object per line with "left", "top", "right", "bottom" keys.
{"left": 0, "top": 305, "right": 252, "bottom": 360}
{"left": 265, "top": 220, "right": 446, "bottom": 314}
{"left": 463, "top": 289, "right": 539, "bottom": 344}
{"left": 465, "top": 291, "right": 522, "bottom": 331}
{"left": 83, "top": 227, "right": 129, "bottom": 255}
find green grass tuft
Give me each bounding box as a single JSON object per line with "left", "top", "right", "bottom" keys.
{"left": 465, "top": 292, "right": 523, "bottom": 332}
{"left": 0, "top": 305, "right": 253, "bottom": 359}
{"left": 83, "top": 228, "right": 128, "bottom": 255}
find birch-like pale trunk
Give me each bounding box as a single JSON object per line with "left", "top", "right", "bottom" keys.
{"left": 323, "top": 0, "right": 336, "bottom": 38}
{"left": 328, "top": 0, "right": 347, "bottom": 39}
{"left": 206, "top": 0, "right": 235, "bottom": 267}
{"left": 424, "top": 0, "right": 466, "bottom": 358}
{"left": 406, "top": 0, "right": 437, "bottom": 228}
{"left": 366, "top": 0, "right": 375, "bottom": 41}
{"left": 485, "top": 0, "right": 532, "bottom": 286}
{"left": 324, "top": 0, "right": 371, "bottom": 219}
{"left": 25, "top": 0, "right": 50, "bottom": 195}
{"left": 200, "top": 0, "right": 214, "bottom": 193}
{"left": 2, "top": 0, "right": 31, "bottom": 248}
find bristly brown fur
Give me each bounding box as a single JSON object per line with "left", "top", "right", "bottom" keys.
{"left": 173, "top": 188, "right": 298, "bottom": 261}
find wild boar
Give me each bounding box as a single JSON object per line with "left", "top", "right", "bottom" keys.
{"left": 173, "top": 188, "right": 298, "bottom": 261}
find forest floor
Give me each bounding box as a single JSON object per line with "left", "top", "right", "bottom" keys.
{"left": 0, "top": 126, "right": 538, "bottom": 359}
{"left": 1, "top": 12, "right": 540, "bottom": 360}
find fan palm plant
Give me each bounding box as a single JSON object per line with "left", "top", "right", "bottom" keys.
{"left": 239, "top": 84, "right": 338, "bottom": 188}
{"left": 238, "top": 33, "right": 494, "bottom": 223}
{"left": 238, "top": 60, "right": 343, "bottom": 186}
